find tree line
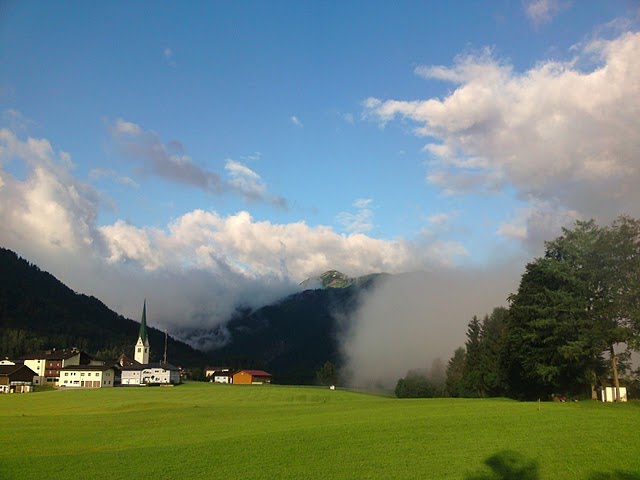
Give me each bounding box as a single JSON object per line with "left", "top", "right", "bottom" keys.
{"left": 396, "top": 216, "right": 640, "bottom": 400}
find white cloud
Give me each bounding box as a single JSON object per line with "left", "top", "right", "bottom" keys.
{"left": 163, "top": 47, "right": 176, "bottom": 67}
{"left": 524, "top": 0, "right": 567, "bottom": 26}
{"left": 2, "top": 109, "right": 35, "bottom": 132}
{"left": 225, "top": 159, "right": 287, "bottom": 209}
{"left": 112, "top": 119, "right": 223, "bottom": 191}
{"left": 0, "top": 128, "right": 469, "bottom": 344}
{"left": 427, "top": 212, "right": 452, "bottom": 228}
{"left": 89, "top": 168, "right": 139, "bottom": 188}
{"left": 113, "top": 118, "right": 142, "bottom": 136}
{"left": 111, "top": 118, "right": 286, "bottom": 207}
{"left": 290, "top": 115, "right": 303, "bottom": 128}
{"left": 366, "top": 31, "right": 640, "bottom": 247}
{"left": 0, "top": 130, "right": 100, "bottom": 252}
{"left": 336, "top": 198, "right": 375, "bottom": 233}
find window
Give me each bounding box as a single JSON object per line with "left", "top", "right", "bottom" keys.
{"left": 64, "top": 373, "right": 68, "bottom": 376}
{"left": 138, "top": 348, "right": 141, "bottom": 353}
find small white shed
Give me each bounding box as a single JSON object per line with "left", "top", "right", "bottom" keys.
{"left": 601, "top": 387, "right": 627, "bottom": 402}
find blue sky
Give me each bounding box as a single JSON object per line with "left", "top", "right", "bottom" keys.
{"left": 1, "top": 1, "right": 639, "bottom": 338}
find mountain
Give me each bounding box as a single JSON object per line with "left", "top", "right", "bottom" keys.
{"left": 208, "top": 271, "right": 389, "bottom": 384}
{"left": 299, "top": 270, "right": 389, "bottom": 290}
{"left": 0, "top": 248, "right": 210, "bottom": 367}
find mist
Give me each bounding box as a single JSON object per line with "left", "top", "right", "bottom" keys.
{"left": 340, "top": 263, "right": 523, "bottom": 389}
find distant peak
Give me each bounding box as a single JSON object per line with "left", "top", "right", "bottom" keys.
{"left": 300, "top": 270, "right": 354, "bottom": 290}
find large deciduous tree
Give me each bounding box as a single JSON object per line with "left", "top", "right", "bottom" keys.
{"left": 506, "top": 217, "right": 640, "bottom": 400}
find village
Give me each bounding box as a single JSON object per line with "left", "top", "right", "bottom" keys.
{"left": 0, "top": 302, "right": 272, "bottom": 394}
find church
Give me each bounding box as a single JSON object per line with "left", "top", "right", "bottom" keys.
{"left": 120, "top": 301, "right": 181, "bottom": 386}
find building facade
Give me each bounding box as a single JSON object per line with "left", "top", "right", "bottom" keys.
{"left": 0, "top": 365, "right": 37, "bottom": 393}
{"left": 232, "top": 370, "right": 272, "bottom": 385}
{"left": 59, "top": 365, "right": 115, "bottom": 388}
{"left": 121, "top": 364, "right": 180, "bottom": 386}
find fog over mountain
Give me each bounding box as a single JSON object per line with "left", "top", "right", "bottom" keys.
{"left": 341, "top": 265, "right": 522, "bottom": 388}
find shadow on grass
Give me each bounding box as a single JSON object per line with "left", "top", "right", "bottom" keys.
{"left": 465, "top": 451, "right": 639, "bottom": 480}
{"left": 465, "top": 451, "right": 539, "bottom": 480}
{"left": 587, "top": 473, "right": 640, "bottom": 480}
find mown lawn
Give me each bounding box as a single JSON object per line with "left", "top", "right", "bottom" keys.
{"left": 0, "top": 383, "right": 638, "bottom": 479}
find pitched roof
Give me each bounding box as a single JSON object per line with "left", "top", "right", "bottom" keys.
{"left": 0, "top": 364, "right": 36, "bottom": 376}
{"left": 138, "top": 300, "right": 148, "bottom": 344}
{"left": 238, "top": 370, "right": 271, "bottom": 377}
{"left": 121, "top": 363, "right": 178, "bottom": 371}
{"left": 21, "top": 351, "right": 51, "bottom": 360}
{"left": 60, "top": 365, "right": 114, "bottom": 372}
{"left": 47, "top": 350, "right": 80, "bottom": 360}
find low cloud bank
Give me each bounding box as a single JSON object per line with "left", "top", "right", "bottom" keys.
{"left": 341, "top": 265, "right": 522, "bottom": 389}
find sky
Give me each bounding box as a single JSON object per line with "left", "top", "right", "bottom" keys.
{"left": 1, "top": 1, "right": 640, "bottom": 374}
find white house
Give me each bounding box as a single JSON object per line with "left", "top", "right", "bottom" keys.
{"left": 121, "top": 364, "right": 180, "bottom": 386}
{"left": 23, "top": 353, "right": 47, "bottom": 385}
{"left": 59, "top": 365, "right": 115, "bottom": 388}
{"left": 213, "top": 370, "right": 233, "bottom": 384}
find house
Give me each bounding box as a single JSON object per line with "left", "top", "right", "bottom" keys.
{"left": 23, "top": 352, "right": 49, "bottom": 385}
{"left": 0, "top": 358, "right": 16, "bottom": 366}
{"left": 59, "top": 365, "right": 115, "bottom": 388}
{"left": 0, "top": 364, "right": 37, "bottom": 393}
{"left": 232, "top": 370, "right": 272, "bottom": 385}
{"left": 212, "top": 370, "right": 233, "bottom": 384}
{"left": 43, "top": 349, "right": 103, "bottom": 386}
{"left": 121, "top": 363, "right": 181, "bottom": 386}
{"left": 205, "top": 366, "right": 230, "bottom": 379}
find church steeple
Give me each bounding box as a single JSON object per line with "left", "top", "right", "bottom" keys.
{"left": 134, "top": 300, "right": 150, "bottom": 364}
{"left": 138, "top": 300, "right": 148, "bottom": 344}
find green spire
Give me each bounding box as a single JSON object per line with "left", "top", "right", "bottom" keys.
{"left": 138, "top": 300, "right": 148, "bottom": 344}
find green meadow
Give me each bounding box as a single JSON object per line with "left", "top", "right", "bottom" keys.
{"left": 1, "top": 383, "right": 639, "bottom": 480}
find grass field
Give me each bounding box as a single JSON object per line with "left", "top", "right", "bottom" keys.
{"left": 1, "top": 383, "right": 639, "bottom": 480}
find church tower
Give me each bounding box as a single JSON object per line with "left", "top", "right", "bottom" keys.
{"left": 135, "top": 300, "right": 150, "bottom": 364}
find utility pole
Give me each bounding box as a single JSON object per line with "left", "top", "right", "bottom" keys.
{"left": 163, "top": 329, "right": 168, "bottom": 365}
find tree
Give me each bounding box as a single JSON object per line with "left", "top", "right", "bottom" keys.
{"left": 506, "top": 217, "right": 640, "bottom": 400}
{"left": 505, "top": 257, "right": 599, "bottom": 399}
{"left": 461, "top": 316, "right": 484, "bottom": 397}
{"left": 446, "top": 347, "right": 466, "bottom": 397}
{"left": 545, "top": 217, "right": 640, "bottom": 400}
{"left": 479, "top": 307, "right": 508, "bottom": 397}
{"left": 316, "top": 361, "right": 338, "bottom": 386}
{"left": 395, "top": 371, "right": 438, "bottom": 398}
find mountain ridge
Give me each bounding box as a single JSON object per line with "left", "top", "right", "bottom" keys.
{"left": 0, "top": 247, "right": 210, "bottom": 367}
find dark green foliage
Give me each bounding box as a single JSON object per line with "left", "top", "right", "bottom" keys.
{"left": 446, "top": 347, "right": 466, "bottom": 397}
{"left": 316, "top": 361, "right": 338, "bottom": 386}
{"left": 462, "top": 315, "right": 484, "bottom": 396}
{"left": 458, "top": 308, "right": 509, "bottom": 397}
{"left": 504, "top": 216, "right": 640, "bottom": 399}
{"left": 0, "top": 248, "right": 210, "bottom": 366}
{"left": 395, "top": 372, "right": 438, "bottom": 398}
{"left": 505, "top": 257, "right": 599, "bottom": 399}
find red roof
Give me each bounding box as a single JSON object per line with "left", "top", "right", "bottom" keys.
{"left": 238, "top": 370, "right": 271, "bottom": 377}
